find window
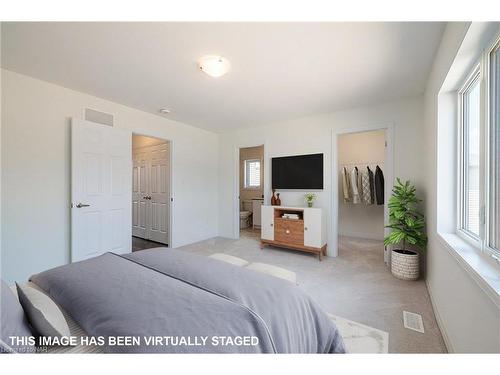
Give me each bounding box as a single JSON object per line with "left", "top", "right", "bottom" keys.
{"left": 488, "top": 40, "right": 500, "bottom": 253}
{"left": 459, "top": 70, "right": 481, "bottom": 238}
{"left": 457, "top": 35, "right": 500, "bottom": 256}
{"left": 244, "top": 159, "right": 261, "bottom": 189}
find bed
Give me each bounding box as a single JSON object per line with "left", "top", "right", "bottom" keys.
{"left": 26, "top": 248, "right": 345, "bottom": 353}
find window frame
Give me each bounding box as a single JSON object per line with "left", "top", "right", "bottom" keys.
{"left": 457, "top": 33, "right": 500, "bottom": 258}
{"left": 458, "top": 65, "right": 482, "bottom": 244}
{"left": 243, "top": 158, "right": 262, "bottom": 190}
{"left": 485, "top": 36, "right": 500, "bottom": 257}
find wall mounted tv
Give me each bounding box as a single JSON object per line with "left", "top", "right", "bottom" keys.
{"left": 272, "top": 153, "right": 324, "bottom": 190}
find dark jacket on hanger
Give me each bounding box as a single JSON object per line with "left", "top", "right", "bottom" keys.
{"left": 375, "top": 165, "right": 384, "bottom": 205}
{"left": 367, "top": 166, "right": 375, "bottom": 204}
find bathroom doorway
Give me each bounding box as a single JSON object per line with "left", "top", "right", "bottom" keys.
{"left": 238, "top": 145, "right": 264, "bottom": 238}
{"left": 131, "top": 134, "right": 172, "bottom": 251}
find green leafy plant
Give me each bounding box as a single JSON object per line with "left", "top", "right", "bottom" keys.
{"left": 304, "top": 193, "right": 316, "bottom": 207}
{"left": 384, "top": 178, "right": 427, "bottom": 252}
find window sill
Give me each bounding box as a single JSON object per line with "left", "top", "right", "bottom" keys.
{"left": 436, "top": 232, "right": 500, "bottom": 308}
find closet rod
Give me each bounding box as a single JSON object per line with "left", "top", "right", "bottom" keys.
{"left": 340, "top": 162, "right": 385, "bottom": 166}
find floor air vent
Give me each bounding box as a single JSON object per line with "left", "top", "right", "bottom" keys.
{"left": 403, "top": 311, "right": 425, "bottom": 333}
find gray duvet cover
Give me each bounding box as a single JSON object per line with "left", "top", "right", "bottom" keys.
{"left": 30, "top": 248, "right": 345, "bottom": 353}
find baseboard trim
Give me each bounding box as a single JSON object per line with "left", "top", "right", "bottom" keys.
{"left": 425, "top": 279, "right": 454, "bottom": 353}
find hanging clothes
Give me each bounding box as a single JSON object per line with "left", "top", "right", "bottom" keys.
{"left": 375, "top": 165, "right": 384, "bottom": 205}
{"left": 350, "top": 167, "right": 361, "bottom": 204}
{"left": 367, "top": 166, "right": 375, "bottom": 204}
{"left": 341, "top": 167, "right": 351, "bottom": 202}
{"left": 361, "top": 170, "right": 372, "bottom": 204}
{"left": 357, "top": 167, "right": 363, "bottom": 202}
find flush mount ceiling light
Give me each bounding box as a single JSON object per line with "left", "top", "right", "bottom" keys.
{"left": 159, "top": 108, "right": 171, "bottom": 114}
{"left": 198, "top": 55, "right": 231, "bottom": 78}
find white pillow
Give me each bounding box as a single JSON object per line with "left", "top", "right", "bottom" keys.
{"left": 15, "top": 283, "right": 71, "bottom": 339}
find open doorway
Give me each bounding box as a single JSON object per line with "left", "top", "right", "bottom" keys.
{"left": 132, "top": 134, "right": 171, "bottom": 251}
{"left": 336, "top": 129, "right": 389, "bottom": 262}
{"left": 239, "top": 145, "right": 264, "bottom": 238}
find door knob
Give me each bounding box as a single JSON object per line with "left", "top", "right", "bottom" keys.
{"left": 75, "top": 203, "right": 90, "bottom": 208}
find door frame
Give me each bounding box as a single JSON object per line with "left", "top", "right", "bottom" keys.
{"left": 330, "top": 123, "right": 394, "bottom": 257}
{"left": 232, "top": 142, "right": 268, "bottom": 239}
{"left": 132, "top": 133, "right": 173, "bottom": 248}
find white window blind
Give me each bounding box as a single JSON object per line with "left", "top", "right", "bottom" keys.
{"left": 244, "top": 159, "right": 261, "bottom": 188}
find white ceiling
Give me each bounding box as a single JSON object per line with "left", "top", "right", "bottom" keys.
{"left": 1, "top": 22, "right": 445, "bottom": 133}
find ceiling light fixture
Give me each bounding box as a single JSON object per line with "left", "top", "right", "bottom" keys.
{"left": 159, "top": 108, "right": 171, "bottom": 114}
{"left": 198, "top": 55, "right": 231, "bottom": 78}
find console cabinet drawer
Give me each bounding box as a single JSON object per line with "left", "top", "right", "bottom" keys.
{"left": 274, "top": 218, "right": 304, "bottom": 246}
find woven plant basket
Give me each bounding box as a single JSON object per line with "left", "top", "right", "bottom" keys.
{"left": 391, "top": 249, "right": 419, "bottom": 281}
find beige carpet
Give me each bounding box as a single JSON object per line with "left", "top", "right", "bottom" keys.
{"left": 174, "top": 230, "right": 447, "bottom": 353}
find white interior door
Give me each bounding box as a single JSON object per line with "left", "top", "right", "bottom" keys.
{"left": 132, "top": 150, "right": 148, "bottom": 238}
{"left": 148, "top": 143, "right": 169, "bottom": 244}
{"left": 71, "top": 118, "right": 132, "bottom": 262}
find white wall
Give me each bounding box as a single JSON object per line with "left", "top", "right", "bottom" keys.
{"left": 338, "top": 130, "right": 385, "bottom": 240}
{"left": 218, "top": 96, "right": 425, "bottom": 248}
{"left": 1, "top": 69, "right": 219, "bottom": 284}
{"left": 423, "top": 22, "right": 500, "bottom": 353}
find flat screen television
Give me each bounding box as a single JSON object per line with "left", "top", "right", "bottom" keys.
{"left": 272, "top": 153, "right": 323, "bottom": 190}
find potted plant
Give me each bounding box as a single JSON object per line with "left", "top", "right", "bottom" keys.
{"left": 384, "top": 178, "right": 427, "bottom": 281}
{"left": 305, "top": 193, "right": 316, "bottom": 208}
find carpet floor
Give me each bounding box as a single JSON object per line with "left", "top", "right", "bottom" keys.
{"left": 138, "top": 229, "right": 447, "bottom": 353}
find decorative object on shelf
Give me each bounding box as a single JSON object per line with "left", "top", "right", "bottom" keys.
{"left": 271, "top": 189, "right": 277, "bottom": 206}
{"left": 276, "top": 193, "right": 281, "bottom": 206}
{"left": 384, "top": 179, "right": 427, "bottom": 281}
{"left": 305, "top": 193, "right": 316, "bottom": 208}
{"left": 282, "top": 213, "right": 300, "bottom": 220}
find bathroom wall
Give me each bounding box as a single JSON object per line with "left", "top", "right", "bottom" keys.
{"left": 338, "top": 130, "right": 386, "bottom": 240}
{"left": 239, "top": 145, "right": 264, "bottom": 210}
